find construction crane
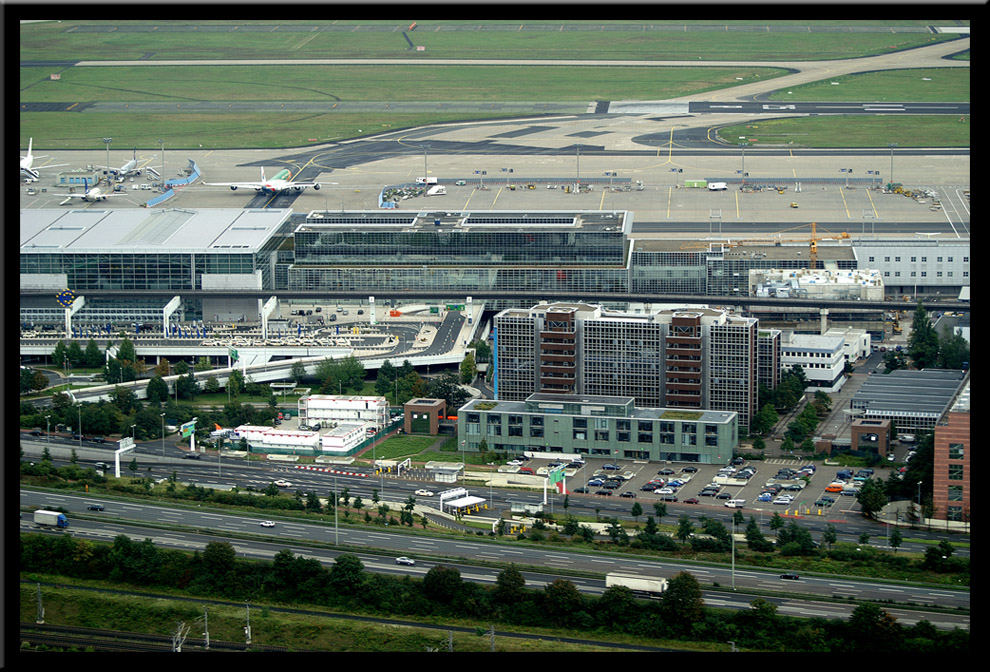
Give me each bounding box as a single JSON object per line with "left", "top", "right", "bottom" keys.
{"left": 679, "top": 223, "right": 850, "bottom": 269}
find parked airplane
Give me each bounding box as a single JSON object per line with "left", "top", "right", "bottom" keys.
{"left": 20, "top": 137, "right": 68, "bottom": 181}
{"left": 204, "top": 167, "right": 325, "bottom": 194}
{"left": 54, "top": 178, "right": 125, "bottom": 205}
{"left": 97, "top": 148, "right": 160, "bottom": 179}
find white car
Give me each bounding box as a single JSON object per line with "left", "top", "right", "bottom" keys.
{"left": 395, "top": 556, "right": 416, "bottom": 566}
{"left": 507, "top": 460, "right": 523, "bottom": 466}
{"left": 772, "top": 495, "right": 794, "bottom": 505}
{"left": 274, "top": 479, "right": 292, "bottom": 488}
{"left": 655, "top": 487, "right": 676, "bottom": 495}
{"left": 414, "top": 489, "right": 435, "bottom": 497}
{"left": 259, "top": 520, "right": 276, "bottom": 528}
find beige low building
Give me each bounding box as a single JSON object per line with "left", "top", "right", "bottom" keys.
{"left": 749, "top": 267, "right": 884, "bottom": 301}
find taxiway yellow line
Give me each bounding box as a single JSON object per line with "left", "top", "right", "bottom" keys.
{"left": 837, "top": 186, "right": 851, "bottom": 218}
{"left": 865, "top": 186, "right": 880, "bottom": 219}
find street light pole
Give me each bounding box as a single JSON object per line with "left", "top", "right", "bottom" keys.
{"left": 77, "top": 405, "right": 82, "bottom": 448}
{"left": 889, "top": 143, "right": 897, "bottom": 184}
{"left": 45, "top": 415, "right": 51, "bottom": 443}
{"left": 103, "top": 137, "right": 112, "bottom": 185}
{"left": 131, "top": 424, "right": 137, "bottom": 440}
{"left": 161, "top": 412, "right": 166, "bottom": 457}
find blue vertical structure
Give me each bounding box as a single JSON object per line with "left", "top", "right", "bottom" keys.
{"left": 492, "top": 327, "right": 498, "bottom": 400}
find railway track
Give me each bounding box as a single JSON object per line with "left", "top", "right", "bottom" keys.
{"left": 19, "top": 623, "right": 287, "bottom": 652}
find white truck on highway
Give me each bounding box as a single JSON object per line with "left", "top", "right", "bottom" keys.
{"left": 605, "top": 572, "right": 668, "bottom": 598}
{"left": 33, "top": 510, "right": 69, "bottom": 529}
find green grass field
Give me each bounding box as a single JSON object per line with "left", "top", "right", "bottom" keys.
{"left": 20, "top": 64, "right": 788, "bottom": 103}
{"left": 18, "top": 21, "right": 970, "bottom": 151}
{"left": 20, "top": 20, "right": 961, "bottom": 61}
{"left": 716, "top": 114, "right": 970, "bottom": 148}
{"left": 766, "top": 67, "right": 969, "bottom": 102}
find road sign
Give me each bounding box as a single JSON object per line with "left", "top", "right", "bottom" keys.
{"left": 180, "top": 420, "right": 196, "bottom": 438}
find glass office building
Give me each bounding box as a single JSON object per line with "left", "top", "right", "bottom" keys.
{"left": 288, "top": 210, "right": 630, "bottom": 293}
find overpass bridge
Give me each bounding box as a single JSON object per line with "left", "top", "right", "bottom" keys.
{"left": 20, "top": 288, "right": 968, "bottom": 313}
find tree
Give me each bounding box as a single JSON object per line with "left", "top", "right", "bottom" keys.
{"left": 460, "top": 351, "right": 477, "bottom": 383}
{"left": 52, "top": 340, "right": 68, "bottom": 371}
{"left": 907, "top": 301, "right": 939, "bottom": 370}
{"left": 469, "top": 339, "right": 491, "bottom": 363}
{"left": 67, "top": 340, "right": 84, "bottom": 367}
{"left": 328, "top": 554, "right": 365, "bottom": 595}
{"left": 675, "top": 515, "right": 694, "bottom": 543}
{"left": 752, "top": 436, "right": 766, "bottom": 451}
{"left": 423, "top": 565, "right": 463, "bottom": 603}
{"left": 659, "top": 572, "right": 704, "bottom": 633}
{"left": 228, "top": 369, "right": 245, "bottom": 398}
{"left": 769, "top": 512, "right": 785, "bottom": 533}
{"left": 856, "top": 478, "right": 888, "bottom": 520}
{"left": 751, "top": 403, "right": 779, "bottom": 435}
{"left": 936, "top": 329, "right": 969, "bottom": 369}
{"left": 194, "top": 356, "right": 212, "bottom": 372}
{"left": 630, "top": 502, "right": 643, "bottom": 523}
{"left": 290, "top": 360, "right": 306, "bottom": 383}
{"left": 375, "top": 360, "right": 397, "bottom": 397}
{"left": 110, "top": 386, "right": 139, "bottom": 415}
{"left": 84, "top": 339, "right": 104, "bottom": 368}
{"left": 146, "top": 375, "right": 169, "bottom": 404}
{"left": 425, "top": 373, "right": 469, "bottom": 410}
{"left": 652, "top": 501, "right": 667, "bottom": 524}
{"left": 822, "top": 523, "right": 837, "bottom": 550}
{"left": 889, "top": 527, "right": 903, "bottom": 552}
{"left": 204, "top": 375, "right": 220, "bottom": 394}
{"left": 543, "top": 579, "right": 584, "bottom": 625}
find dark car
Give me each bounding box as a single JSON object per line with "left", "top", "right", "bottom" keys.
{"left": 641, "top": 483, "right": 662, "bottom": 491}
{"left": 620, "top": 491, "right": 636, "bottom": 498}
{"left": 683, "top": 497, "right": 700, "bottom": 504}
{"left": 699, "top": 489, "right": 719, "bottom": 497}
{"left": 731, "top": 457, "right": 745, "bottom": 466}
{"left": 595, "top": 490, "right": 613, "bottom": 496}
{"left": 657, "top": 468, "right": 675, "bottom": 475}
{"left": 602, "top": 463, "right": 621, "bottom": 470}
{"left": 572, "top": 487, "right": 589, "bottom": 494}
{"left": 87, "top": 504, "right": 105, "bottom": 511}
{"left": 28, "top": 429, "right": 42, "bottom": 437}
{"left": 566, "top": 462, "right": 584, "bottom": 469}
{"left": 72, "top": 433, "right": 83, "bottom": 440}
{"left": 779, "top": 573, "right": 800, "bottom": 580}
{"left": 814, "top": 498, "right": 835, "bottom": 507}
{"left": 603, "top": 481, "right": 621, "bottom": 489}
{"left": 183, "top": 452, "right": 202, "bottom": 460}
{"left": 92, "top": 437, "right": 107, "bottom": 444}
{"left": 681, "top": 466, "right": 698, "bottom": 473}
{"left": 657, "top": 494, "right": 678, "bottom": 502}
{"left": 357, "top": 310, "right": 364, "bottom": 315}
{"left": 716, "top": 491, "right": 732, "bottom": 499}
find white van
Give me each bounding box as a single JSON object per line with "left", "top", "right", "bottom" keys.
{"left": 724, "top": 499, "right": 746, "bottom": 508}
{"left": 707, "top": 182, "right": 728, "bottom": 191}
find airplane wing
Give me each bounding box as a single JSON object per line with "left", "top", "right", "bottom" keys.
{"left": 202, "top": 181, "right": 265, "bottom": 189}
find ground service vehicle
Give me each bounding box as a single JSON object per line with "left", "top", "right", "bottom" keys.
{"left": 34, "top": 510, "right": 69, "bottom": 528}
{"left": 605, "top": 572, "right": 668, "bottom": 598}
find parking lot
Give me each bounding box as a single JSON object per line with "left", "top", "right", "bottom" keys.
{"left": 513, "top": 454, "right": 902, "bottom": 516}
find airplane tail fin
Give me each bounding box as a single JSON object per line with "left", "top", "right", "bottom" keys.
{"left": 261, "top": 167, "right": 266, "bottom": 182}
{"left": 27, "top": 137, "right": 33, "bottom": 159}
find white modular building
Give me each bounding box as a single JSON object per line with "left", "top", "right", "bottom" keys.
{"left": 298, "top": 394, "right": 390, "bottom": 428}
{"left": 320, "top": 422, "right": 368, "bottom": 455}
{"left": 824, "top": 327, "right": 872, "bottom": 362}
{"left": 781, "top": 333, "right": 846, "bottom": 391}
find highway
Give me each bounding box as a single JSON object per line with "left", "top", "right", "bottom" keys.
{"left": 18, "top": 486, "right": 969, "bottom": 630}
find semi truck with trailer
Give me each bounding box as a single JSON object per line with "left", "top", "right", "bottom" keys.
{"left": 605, "top": 572, "right": 668, "bottom": 598}
{"left": 33, "top": 510, "right": 69, "bottom": 529}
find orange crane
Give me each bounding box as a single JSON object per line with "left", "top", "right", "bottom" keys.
{"left": 677, "top": 223, "right": 850, "bottom": 269}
